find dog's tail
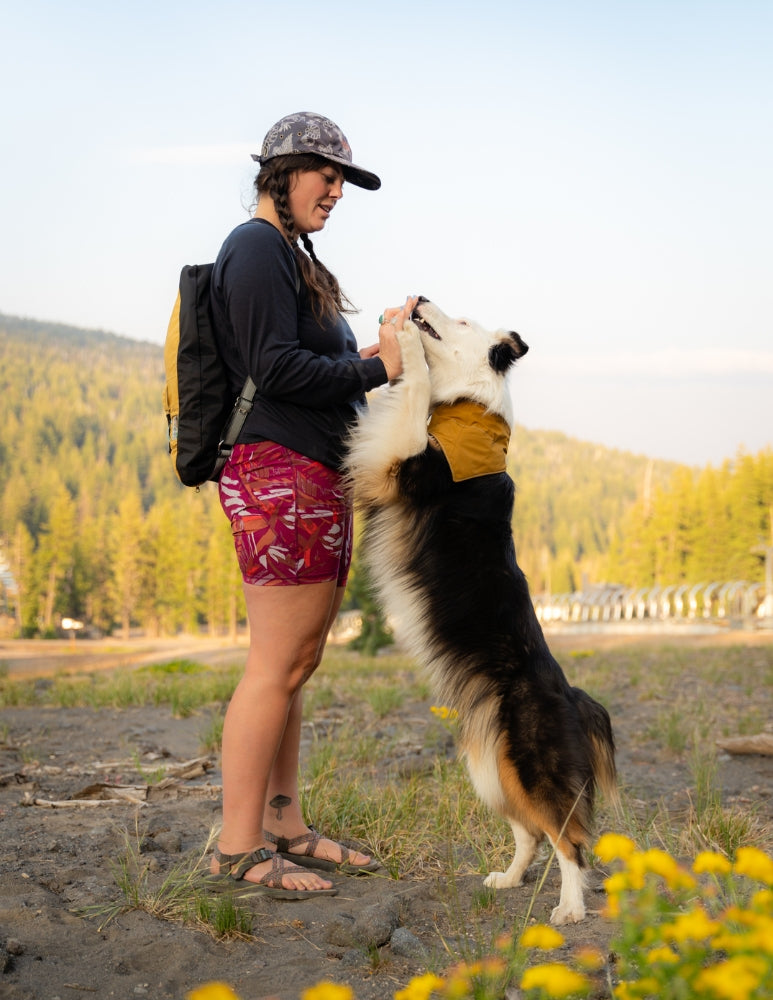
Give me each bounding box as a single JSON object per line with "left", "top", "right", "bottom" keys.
{"left": 573, "top": 688, "right": 620, "bottom": 812}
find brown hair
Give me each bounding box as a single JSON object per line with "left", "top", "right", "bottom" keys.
{"left": 255, "top": 154, "right": 355, "bottom": 322}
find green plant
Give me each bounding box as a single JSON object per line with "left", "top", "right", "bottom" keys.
{"left": 83, "top": 824, "right": 255, "bottom": 941}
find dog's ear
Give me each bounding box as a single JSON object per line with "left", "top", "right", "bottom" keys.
{"left": 489, "top": 332, "right": 529, "bottom": 373}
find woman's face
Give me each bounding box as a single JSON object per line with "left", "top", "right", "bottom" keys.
{"left": 287, "top": 164, "right": 344, "bottom": 234}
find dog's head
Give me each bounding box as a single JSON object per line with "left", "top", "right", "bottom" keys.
{"left": 410, "top": 297, "right": 528, "bottom": 416}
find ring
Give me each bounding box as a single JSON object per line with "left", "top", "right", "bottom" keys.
{"left": 378, "top": 314, "right": 384, "bottom": 324}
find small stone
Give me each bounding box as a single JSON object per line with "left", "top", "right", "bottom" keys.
{"left": 390, "top": 927, "right": 426, "bottom": 959}
{"left": 325, "top": 913, "right": 356, "bottom": 948}
{"left": 353, "top": 900, "right": 400, "bottom": 948}
{"left": 6, "top": 938, "right": 24, "bottom": 956}
{"left": 153, "top": 831, "right": 182, "bottom": 853}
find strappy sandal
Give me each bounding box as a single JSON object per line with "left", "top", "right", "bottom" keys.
{"left": 264, "top": 826, "right": 381, "bottom": 875}
{"left": 202, "top": 846, "right": 338, "bottom": 899}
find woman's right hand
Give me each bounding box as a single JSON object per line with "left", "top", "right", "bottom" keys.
{"left": 376, "top": 296, "right": 419, "bottom": 380}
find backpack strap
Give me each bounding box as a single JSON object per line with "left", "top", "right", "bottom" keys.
{"left": 212, "top": 375, "right": 257, "bottom": 480}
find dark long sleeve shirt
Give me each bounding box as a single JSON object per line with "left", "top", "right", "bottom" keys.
{"left": 210, "top": 218, "right": 388, "bottom": 469}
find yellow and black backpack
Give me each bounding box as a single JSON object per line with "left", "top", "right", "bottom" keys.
{"left": 163, "top": 264, "right": 256, "bottom": 488}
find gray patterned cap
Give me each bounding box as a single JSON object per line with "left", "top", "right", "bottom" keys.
{"left": 252, "top": 111, "right": 381, "bottom": 190}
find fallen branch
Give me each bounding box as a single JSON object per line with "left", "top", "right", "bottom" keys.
{"left": 22, "top": 793, "right": 146, "bottom": 808}
{"left": 716, "top": 734, "right": 773, "bottom": 756}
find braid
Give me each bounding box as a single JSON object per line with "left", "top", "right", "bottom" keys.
{"left": 255, "top": 155, "right": 356, "bottom": 323}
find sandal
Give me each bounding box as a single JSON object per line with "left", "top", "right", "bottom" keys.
{"left": 202, "top": 846, "right": 338, "bottom": 899}
{"left": 264, "top": 826, "right": 381, "bottom": 875}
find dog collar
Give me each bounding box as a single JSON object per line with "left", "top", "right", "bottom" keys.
{"left": 427, "top": 400, "right": 511, "bottom": 482}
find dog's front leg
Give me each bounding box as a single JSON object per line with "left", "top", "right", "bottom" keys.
{"left": 347, "top": 321, "right": 431, "bottom": 505}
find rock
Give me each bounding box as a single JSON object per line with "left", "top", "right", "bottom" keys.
{"left": 153, "top": 831, "right": 182, "bottom": 853}
{"left": 390, "top": 927, "right": 426, "bottom": 959}
{"left": 325, "top": 912, "right": 356, "bottom": 947}
{"left": 6, "top": 939, "right": 24, "bottom": 956}
{"left": 352, "top": 899, "right": 400, "bottom": 948}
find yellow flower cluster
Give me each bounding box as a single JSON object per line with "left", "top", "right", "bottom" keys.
{"left": 429, "top": 705, "right": 458, "bottom": 721}
{"left": 394, "top": 973, "right": 444, "bottom": 1000}
{"left": 519, "top": 924, "right": 565, "bottom": 951}
{"left": 187, "top": 986, "right": 241, "bottom": 1000}
{"left": 596, "top": 841, "right": 773, "bottom": 999}
{"left": 443, "top": 957, "right": 506, "bottom": 998}
{"left": 520, "top": 963, "right": 590, "bottom": 998}
{"left": 302, "top": 984, "right": 354, "bottom": 1000}
{"left": 188, "top": 841, "right": 773, "bottom": 1000}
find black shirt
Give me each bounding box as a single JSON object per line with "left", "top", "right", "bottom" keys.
{"left": 210, "top": 218, "right": 388, "bottom": 470}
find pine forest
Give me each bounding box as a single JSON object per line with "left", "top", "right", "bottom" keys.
{"left": 0, "top": 313, "right": 771, "bottom": 639}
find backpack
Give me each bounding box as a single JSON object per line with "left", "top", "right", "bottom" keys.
{"left": 163, "top": 263, "right": 256, "bottom": 488}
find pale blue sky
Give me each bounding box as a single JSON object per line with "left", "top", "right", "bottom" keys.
{"left": 2, "top": 0, "right": 771, "bottom": 466}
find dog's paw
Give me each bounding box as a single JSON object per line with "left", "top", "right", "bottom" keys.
{"left": 483, "top": 871, "right": 521, "bottom": 890}
{"left": 397, "top": 321, "right": 426, "bottom": 372}
{"left": 549, "top": 902, "right": 586, "bottom": 925}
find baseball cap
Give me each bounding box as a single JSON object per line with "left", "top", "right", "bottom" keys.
{"left": 252, "top": 112, "right": 381, "bottom": 191}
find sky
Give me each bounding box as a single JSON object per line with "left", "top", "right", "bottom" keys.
{"left": 1, "top": 0, "right": 771, "bottom": 467}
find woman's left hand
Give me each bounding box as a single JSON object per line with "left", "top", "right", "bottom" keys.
{"left": 360, "top": 296, "right": 418, "bottom": 379}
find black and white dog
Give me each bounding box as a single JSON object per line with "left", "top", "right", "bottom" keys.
{"left": 345, "top": 298, "right": 617, "bottom": 924}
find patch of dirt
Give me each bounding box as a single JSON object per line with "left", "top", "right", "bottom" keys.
{"left": 1, "top": 631, "right": 772, "bottom": 1000}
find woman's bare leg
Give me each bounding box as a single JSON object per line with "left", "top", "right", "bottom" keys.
{"left": 264, "top": 586, "right": 372, "bottom": 866}
{"left": 215, "top": 579, "right": 341, "bottom": 889}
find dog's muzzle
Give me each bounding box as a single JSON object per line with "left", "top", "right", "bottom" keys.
{"left": 412, "top": 296, "right": 441, "bottom": 339}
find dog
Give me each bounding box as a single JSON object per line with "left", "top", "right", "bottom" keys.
{"left": 345, "top": 297, "right": 618, "bottom": 924}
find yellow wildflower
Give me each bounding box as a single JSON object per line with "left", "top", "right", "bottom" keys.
{"left": 443, "top": 963, "right": 473, "bottom": 1000}
{"left": 628, "top": 848, "right": 695, "bottom": 890}
{"left": 594, "top": 833, "right": 636, "bottom": 863}
{"left": 604, "top": 871, "right": 630, "bottom": 895}
{"left": 302, "top": 983, "right": 354, "bottom": 1000}
{"left": 693, "top": 850, "right": 732, "bottom": 876}
{"left": 751, "top": 888, "right": 773, "bottom": 911}
{"left": 646, "top": 945, "right": 679, "bottom": 965}
{"left": 661, "top": 905, "right": 719, "bottom": 943}
{"left": 430, "top": 705, "right": 458, "bottom": 720}
{"left": 521, "top": 962, "right": 590, "bottom": 997}
{"left": 573, "top": 947, "right": 605, "bottom": 971}
{"left": 695, "top": 955, "right": 767, "bottom": 1000}
{"left": 394, "top": 972, "right": 444, "bottom": 1000}
{"left": 520, "top": 924, "right": 566, "bottom": 950}
{"left": 187, "top": 986, "right": 242, "bottom": 1000}
{"left": 733, "top": 846, "right": 773, "bottom": 885}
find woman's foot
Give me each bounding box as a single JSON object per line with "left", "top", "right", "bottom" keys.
{"left": 210, "top": 844, "right": 335, "bottom": 893}
{"left": 264, "top": 827, "right": 380, "bottom": 873}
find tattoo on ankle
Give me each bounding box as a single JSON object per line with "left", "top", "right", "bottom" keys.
{"left": 269, "top": 794, "right": 291, "bottom": 820}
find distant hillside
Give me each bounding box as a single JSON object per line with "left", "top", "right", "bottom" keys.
{"left": 0, "top": 312, "right": 694, "bottom": 636}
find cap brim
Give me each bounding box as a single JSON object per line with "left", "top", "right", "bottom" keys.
{"left": 250, "top": 151, "right": 381, "bottom": 190}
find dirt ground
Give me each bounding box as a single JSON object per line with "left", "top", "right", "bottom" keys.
{"left": 1, "top": 630, "right": 772, "bottom": 1000}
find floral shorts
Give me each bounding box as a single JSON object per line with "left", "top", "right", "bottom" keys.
{"left": 219, "top": 442, "right": 353, "bottom": 587}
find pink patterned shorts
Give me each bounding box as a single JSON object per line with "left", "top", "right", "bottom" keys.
{"left": 219, "top": 442, "right": 353, "bottom": 587}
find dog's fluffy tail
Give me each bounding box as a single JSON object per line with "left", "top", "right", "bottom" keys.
{"left": 573, "top": 688, "right": 620, "bottom": 812}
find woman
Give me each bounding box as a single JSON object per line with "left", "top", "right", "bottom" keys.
{"left": 208, "top": 111, "right": 416, "bottom": 897}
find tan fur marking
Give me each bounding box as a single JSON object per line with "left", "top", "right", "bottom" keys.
{"left": 496, "top": 745, "right": 587, "bottom": 858}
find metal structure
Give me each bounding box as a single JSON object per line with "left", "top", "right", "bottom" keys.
{"left": 535, "top": 580, "right": 769, "bottom": 627}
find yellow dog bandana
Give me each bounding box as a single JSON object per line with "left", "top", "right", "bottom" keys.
{"left": 427, "top": 400, "right": 511, "bottom": 482}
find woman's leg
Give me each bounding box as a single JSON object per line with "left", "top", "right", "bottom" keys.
{"left": 264, "top": 586, "right": 372, "bottom": 866}
{"left": 215, "top": 578, "right": 341, "bottom": 889}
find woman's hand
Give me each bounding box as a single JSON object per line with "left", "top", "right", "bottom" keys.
{"left": 359, "top": 296, "right": 419, "bottom": 380}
